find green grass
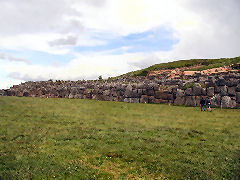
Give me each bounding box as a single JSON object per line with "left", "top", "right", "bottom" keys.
{"left": 0, "top": 97, "right": 239, "bottom": 179}
{"left": 119, "top": 56, "right": 240, "bottom": 77}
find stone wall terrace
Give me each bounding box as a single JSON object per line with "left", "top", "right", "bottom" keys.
{"left": 1, "top": 73, "right": 240, "bottom": 108}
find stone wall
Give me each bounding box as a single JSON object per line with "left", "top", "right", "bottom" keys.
{"left": 1, "top": 73, "right": 240, "bottom": 108}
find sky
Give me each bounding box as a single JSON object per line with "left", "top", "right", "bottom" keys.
{"left": 0, "top": 0, "right": 240, "bottom": 89}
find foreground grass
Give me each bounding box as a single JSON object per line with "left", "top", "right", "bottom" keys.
{"left": 0, "top": 97, "right": 239, "bottom": 179}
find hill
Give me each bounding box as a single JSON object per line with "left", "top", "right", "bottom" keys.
{"left": 0, "top": 96, "right": 239, "bottom": 179}
{"left": 121, "top": 56, "right": 240, "bottom": 77}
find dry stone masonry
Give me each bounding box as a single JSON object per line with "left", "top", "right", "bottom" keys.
{"left": 1, "top": 71, "right": 240, "bottom": 108}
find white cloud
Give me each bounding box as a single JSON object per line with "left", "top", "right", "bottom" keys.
{"left": 0, "top": 0, "right": 240, "bottom": 88}
{"left": 3, "top": 53, "right": 144, "bottom": 82}
{"left": 0, "top": 52, "right": 31, "bottom": 64}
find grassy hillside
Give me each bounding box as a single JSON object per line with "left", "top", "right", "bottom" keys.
{"left": 123, "top": 56, "right": 240, "bottom": 77}
{"left": 0, "top": 97, "right": 240, "bottom": 179}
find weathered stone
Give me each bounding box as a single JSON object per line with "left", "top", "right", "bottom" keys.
{"left": 185, "top": 88, "right": 193, "bottom": 96}
{"left": 176, "top": 89, "right": 184, "bottom": 97}
{"left": 142, "top": 89, "right": 147, "bottom": 95}
{"left": 23, "top": 91, "right": 30, "bottom": 97}
{"left": 147, "top": 89, "right": 155, "bottom": 96}
{"left": 124, "top": 84, "right": 133, "bottom": 97}
{"left": 216, "top": 79, "right": 227, "bottom": 86}
{"left": 140, "top": 95, "right": 148, "bottom": 103}
{"left": 124, "top": 98, "right": 131, "bottom": 103}
{"left": 228, "top": 87, "right": 236, "bottom": 96}
{"left": 206, "top": 81, "right": 216, "bottom": 88}
{"left": 130, "top": 98, "right": 140, "bottom": 103}
{"left": 155, "top": 90, "right": 168, "bottom": 99}
{"left": 220, "top": 85, "right": 228, "bottom": 96}
{"left": 157, "top": 99, "right": 168, "bottom": 104}
{"left": 185, "top": 96, "right": 196, "bottom": 106}
{"left": 221, "top": 96, "right": 235, "bottom": 108}
{"left": 174, "top": 96, "right": 185, "bottom": 105}
{"left": 226, "top": 79, "right": 238, "bottom": 87}
{"left": 236, "top": 92, "right": 240, "bottom": 103}
{"left": 210, "top": 94, "right": 220, "bottom": 107}
{"left": 148, "top": 96, "right": 155, "bottom": 103}
{"left": 68, "top": 93, "right": 74, "bottom": 99}
{"left": 207, "top": 87, "right": 214, "bottom": 97}
{"left": 214, "top": 86, "right": 221, "bottom": 93}
{"left": 236, "top": 84, "right": 240, "bottom": 92}
{"left": 193, "top": 86, "right": 202, "bottom": 96}
{"left": 132, "top": 89, "right": 139, "bottom": 98}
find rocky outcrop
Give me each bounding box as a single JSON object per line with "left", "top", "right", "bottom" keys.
{"left": 1, "top": 72, "right": 240, "bottom": 108}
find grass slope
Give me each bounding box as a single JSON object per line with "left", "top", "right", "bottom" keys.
{"left": 0, "top": 97, "right": 239, "bottom": 179}
{"left": 121, "top": 56, "right": 240, "bottom": 77}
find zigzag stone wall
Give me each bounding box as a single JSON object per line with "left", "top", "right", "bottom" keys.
{"left": 1, "top": 73, "right": 240, "bottom": 108}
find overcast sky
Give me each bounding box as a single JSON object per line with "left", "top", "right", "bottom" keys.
{"left": 0, "top": 0, "right": 240, "bottom": 89}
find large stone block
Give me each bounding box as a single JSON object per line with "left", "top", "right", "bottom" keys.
{"left": 236, "top": 92, "right": 240, "bottom": 103}
{"left": 148, "top": 96, "right": 156, "bottom": 103}
{"left": 214, "top": 86, "right": 221, "bottom": 93}
{"left": 206, "top": 81, "right": 216, "bottom": 88}
{"left": 185, "top": 96, "right": 196, "bottom": 106}
{"left": 220, "top": 85, "right": 228, "bottom": 96}
{"left": 124, "top": 98, "right": 131, "bottom": 103}
{"left": 140, "top": 95, "right": 148, "bottom": 103}
{"left": 211, "top": 94, "right": 221, "bottom": 107}
{"left": 176, "top": 89, "right": 185, "bottom": 97}
{"left": 147, "top": 89, "right": 155, "bottom": 96}
{"left": 193, "top": 86, "right": 202, "bottom": 96}
{"left": 228, "top": 87, "right": 236, "bottom": 96}
{"left": 216, "top": 79, "right": 227, "bottom": 86}
{"left": 236, "top": 84, "right": 240, "bottom": 92}
{"left": 221, "top": 96, "right": 236, "bottom": 108}
{"left": 185, "top": 88, "right": 193, "bottom": 96}
{"left": 207, "top": 87, "right": 214, "bottom": 97}
{"left": 226, "top": 79, "right": 238, "bottom": 87}
{"left": 174, "top": 96, "right": 185, "bottom": 105}
{"left": 155, "top": 90, "right": 172, "bottom": 100}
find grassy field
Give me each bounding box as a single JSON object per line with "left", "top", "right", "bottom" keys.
{"left": 0, "top": 96, "right": 239, "bottom": 179}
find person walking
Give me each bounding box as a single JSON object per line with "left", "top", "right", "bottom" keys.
{"left": 206, "top": 97, "right": 212, "bottom": 112}
{"left": 200, "top": 97, "right": 206, "bottom": 111}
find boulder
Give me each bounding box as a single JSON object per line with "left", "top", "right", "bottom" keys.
{"left": 211, "top": 94, "right": 221, "bottom": 107}
{"left": 185, "top": 88, "right": 193, "bottom": 96}
{"left": 226, "top": 80, "right": 238, "bottom": 87}
{"left": 147, "top": 89, "right": 155, "bottom": 96}
{"left": 155, "top": 90, "right": 167, "bottom": 99}
{"left": 221, "top": 96, "right": 236, "bottom": 108}
{"left": 236, "top": 92, "right": 240, "bottom": 103}
{"left": 132, "top": 89, "right": 139, "bottom": 98}
{"left": 176, "top": 89, "right": 185, "bottom": 97}
{"left": 140, "top": 95, "right": 148, "bottom": 103}
{"left": 220, "top": 85, "right": 228, "bottom": 96}
{"left": 207, "top": 87, "right": 214, "bottom": 97}
{"left": 174, "top": 96, "right": 185, "bottom": 105}
{"left": 236, "top": 84, "right": 240, "bottom": 92}
{"left": 206, "top": 81, "right": 216, "bottom": 88}
{"left": 193, "top": 86, "right": 203, "bottom": 96}
{"left": 124, "top": 84, "right": 133, "bottom": 97}
{"left": 148, "top": 96, "right": 156, "bottom": 103}
{"left": 228, "top": 87, "right": 236, "bottom": 96}
{"left": 130, "top": 98, "right": 140, "bottom": 103}
{"left": 124, "top": 98, "right": 131, "bottom": 103}
{"left": 185, "top": 96, "right": 196, "bottom": 106}
{"left": 214, "top": 86, "right": 221, "bottom": 93}
{"left": 216, "top": 79, "right": 227, "bottom": 86}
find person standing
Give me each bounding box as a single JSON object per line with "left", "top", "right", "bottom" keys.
{"left": 200, "top": 97, "right": 206, "bottom": 111}
{"left": 206, "top": 97, "right": 212, "bottom": 112}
